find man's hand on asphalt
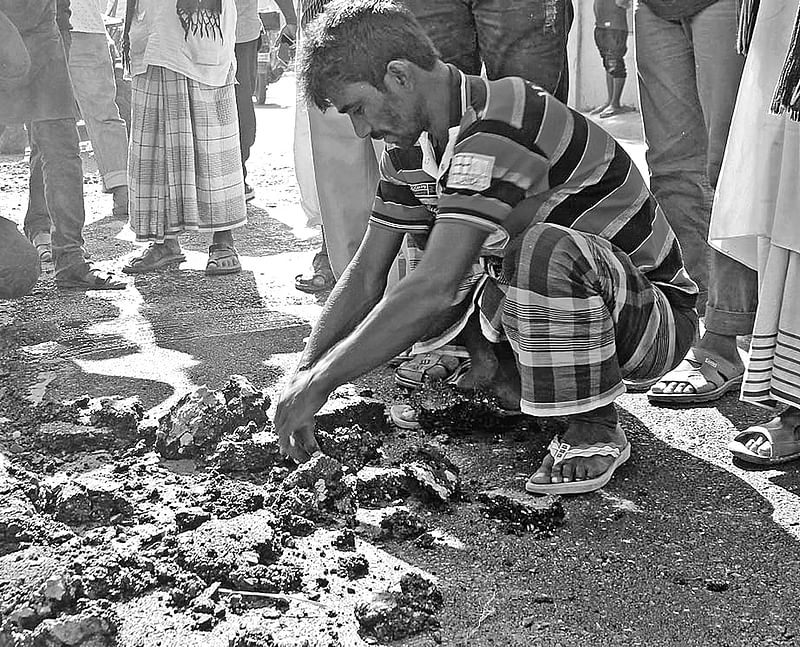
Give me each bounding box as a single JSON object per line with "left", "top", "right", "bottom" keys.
{"left": 275, "top": 369, "right": 324, "bottom": 463}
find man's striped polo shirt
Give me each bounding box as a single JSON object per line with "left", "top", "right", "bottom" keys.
{"left": 370, "top": 64, "right": 698, "bottom": 310}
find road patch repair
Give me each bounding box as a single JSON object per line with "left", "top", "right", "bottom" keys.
{"left": 0, "top": 376, "right": 564, "bottom": 646}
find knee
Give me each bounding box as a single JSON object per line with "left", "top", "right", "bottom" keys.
{"left": 514, "top": 223, "right": 595, "bottom": 289}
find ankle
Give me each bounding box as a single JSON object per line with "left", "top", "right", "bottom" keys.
{"left": 697, "top": 332, "right": 742, "bottom": 364}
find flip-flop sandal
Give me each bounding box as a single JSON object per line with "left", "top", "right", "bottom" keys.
{"left": 389, "top": 404, "right": 421, "bottom": 429}
{"left": 295, "top": 270, "right": 335, "bottom": 293}
{"left": 206, "top": 243, "right": 242, "bottom": 276}
{"left": 123, "top": 244, "right": 186, "bottom": 274}
{"left": 56, "top": 267, "right": 127, "bottom": 290}
{"left": 728, "top": 411, "right": 800, "bottom": 465}
{"left": 525, "top": 429, "right": 631, "bottom": 495}
{"left": 394, "top": 352, "right": 471, "bottom": 389}
{"left": 646, "top": 348, "right": 744, "bottom": 404}
{"left": 31, "top": 232, "right": 52, "bottom": 263}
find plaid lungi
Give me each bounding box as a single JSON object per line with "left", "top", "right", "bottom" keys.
{"left": 128, "top": 66, "right": 247, "bottom": 242}
{"left": 477, "top": 223, "right": 696, "bottom": 417}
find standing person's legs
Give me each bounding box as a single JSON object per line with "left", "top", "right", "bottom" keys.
{"left": 23, "top": 129, "right": 53, "bottom": 262}
{"left": 474, "top": 0, "right": 573, "bottom": 99}
{"left": 401, "top": 0, "right": 481, "bottom": 75}
{"left": 307, "top": 105, "right": 381, "bottom": 278}
{"left": 29, "top": 119, "right": 88, "bottom": 278}
{"left": 690, "top": 0, "right": 744, "bottom": 191}
{"left": 234, "top": 37, "right": 260, "bottom": 196}
{"left": 68, "top": 33, "right": 129, "bottom": 197}
{"left": 29, "top": 118, "right": 123, "bottom": 289}
{"left": 635, "top": 4, "right": 709, "bottom": 307}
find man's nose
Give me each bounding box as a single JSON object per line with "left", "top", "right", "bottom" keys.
{"left": 349, "top": 114, "right": 371, "bottom": 139}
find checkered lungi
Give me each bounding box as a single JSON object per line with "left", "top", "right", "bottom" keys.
{"left": 477, "top": 223, "right": 697, "bottom": 417}
{"left": 128, "top": 66, "right": 247, "bottom": 242}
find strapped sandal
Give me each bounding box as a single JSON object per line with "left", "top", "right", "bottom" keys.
{"left": 31, "top": 232, "right": 52, "bottom": 263}
{"left": 206, "top": 243, "right": 242, "bottom": 276}
{"left": 56, "top": 266, "right": 126, "bottom": 291}
{"left": 394, "top": 351, "right": 471, "bottom": 389}
{"left": 525, "top": 429, "right": 630, "bottom": 495}
{"left": 647, "top": 348, "right": 744, "bottom": 404}
{"left": 123, "top": 243, "right": 185, "bottom": 274}
{"left": 729, "top": 409, "right": 800, "bottom": 465}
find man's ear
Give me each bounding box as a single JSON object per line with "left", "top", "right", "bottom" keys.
{"left": 384, "top": 60, "right": 414, "bottom": 91}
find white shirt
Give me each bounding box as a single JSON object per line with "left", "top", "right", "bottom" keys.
{"left": 235, "top": 0, "right": 262, "bottom": 43}
{"left": 128, "top": 0, "right": 237, "bottom": 86}
{"left": 69, "top": 0, "right": 107, "bottom": 34}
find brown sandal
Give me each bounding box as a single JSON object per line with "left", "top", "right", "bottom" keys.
{"left": 205, "top": 243, "right": 242, "bottom": 276}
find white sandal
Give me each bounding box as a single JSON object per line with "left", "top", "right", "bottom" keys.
{"left": 525, "top": 429, "right": 630, "bottom": 495}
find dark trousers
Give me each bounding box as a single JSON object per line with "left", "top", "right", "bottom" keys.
{"left": 234, "top": 37, "right": 260, "bottom": 182}
{"left": 23, "top": 119, "right": 88, "bottom": 277}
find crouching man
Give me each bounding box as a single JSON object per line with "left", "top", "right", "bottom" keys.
{"left": 275, "top": 0, "right": 698, "bottom": 495}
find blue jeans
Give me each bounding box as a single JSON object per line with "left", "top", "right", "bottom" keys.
{"left": 24, "top": 119, "right": 90, "bottom": 278}
{"left": 68, "top": 32, "right": 129, "bottom": 191}
{"left": 235, "top": 37, "right": 260, "bottom": 182}
{"left": 635, "top": 0, "right": 745, "bottom": 312}
{"left": 402, "top": 0, "right": 573, "bottom": 100}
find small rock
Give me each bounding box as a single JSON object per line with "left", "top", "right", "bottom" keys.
{"left": 379, "top": 509, "right": 428, "bottom": 541}
{"left": 193, "top": 613, "right": 216, "bottom": 631}
{"left": 175, "top": 507, "right": 211, "bottom": 532}
{"left": 339, "top": 554, "right": 370, "bottom": 579}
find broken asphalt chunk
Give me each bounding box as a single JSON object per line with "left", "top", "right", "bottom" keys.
{"left": 477, "top": 488, "right": 564, "bottom": 535}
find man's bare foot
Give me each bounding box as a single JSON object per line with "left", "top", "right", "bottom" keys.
{"left": 454, "top": 345, "right": 521, "bottom": 411}
{"left": 529, "top": 405, "right": 627, "bottom": 485}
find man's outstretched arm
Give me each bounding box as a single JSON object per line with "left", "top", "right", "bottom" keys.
{"left": 275, "top": 220, "right": 489, "bottom": 461}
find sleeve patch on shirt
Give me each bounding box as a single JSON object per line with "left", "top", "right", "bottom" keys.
{"left": 446, "top": 153, "right": 495, "bottom": 192}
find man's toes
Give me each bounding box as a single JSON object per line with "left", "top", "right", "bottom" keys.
{"left": 573, "top": 462, "right": 588, "bottom": 481}
{"left": 530, "top": 454, "right": 554, "bottom": 484}
{"left": 561, "top": 462, "right": 575, "bottom": 483}
{"left": 549, "top": 462, "right": 563, "bottom": 484}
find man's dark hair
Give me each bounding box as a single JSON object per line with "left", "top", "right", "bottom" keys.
{"left": 298, "top": 0, "right": 439, "bottom": 110}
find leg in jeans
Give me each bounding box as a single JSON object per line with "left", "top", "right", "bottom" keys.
{"left": 401, "top": 0, "right": 482, "bottom": 75}
{"left": 68, "top": 32, "right": 128, "bottom": 192}
{"left": 23, "top": 131, "right": 52, "bottom": 242}
{"left": 690, "top": 0, "right": 745, "bottom": 191}
{"left": 29, "top": 119, "right": 89, "bottom": 278}
{"left": 234, "top": 37, "right": 260, "bottom": 184}
{"left": 635, "top": 3, "right": 709, "bottom": 307}
{"left": 475, "top": 0, "right": 573, "bottom": 100}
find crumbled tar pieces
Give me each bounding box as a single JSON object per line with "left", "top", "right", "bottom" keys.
{"left": 30, "top": 599, "right": 119, "bottom": 647}
{"left": 316, "top": 425, "right": 382, "bottom": 472}
{"left": 156, "top": 376, "right": 272, "bottom": 460}
{"left": 400, "top": 444, "right": 460, "bottom": 506}
{"left": 354, "top": 466, "right": 408, "bottom": 508}
{"left": 48, "top": 475, "right": 133, "bottom": 525}
{"left": 174, "top": 513, "right": 282, "bottom": 584}
{"left": 331, "top": 528, "right": 356, "bottom": 551}
{"left": 229, "top": 563, "right": 303, "bottom": 594}
{"left": 174, "top": 506, "right": 211, "bottom": 532}
{"left": 339, "top": 554, "right": 370, "bottom": 579}
{"left": 355, "top": 572, "right": 442, "bottom": 642}
{"left": 379, "top": 509, "right": 429, "bottom": 541}
{"left": 412, "top": 385, "right": 537, "bottom": 436}
{"left": 477, "top": 489, "right": 564, "bottom": 536}
{"left": 222, "top": 375, "right": 272, "bottom": 429}
{"left": 315, "top": 392, "right": 391, "bottom": 437}
{"left": 68, "top": 394, "right": 144, "bottom": 433}
{"left": 205, "top": 424, "right": 282, "bottom": 473}
{"left": 229, "top": 628, "right": 277, "bottom": 647}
